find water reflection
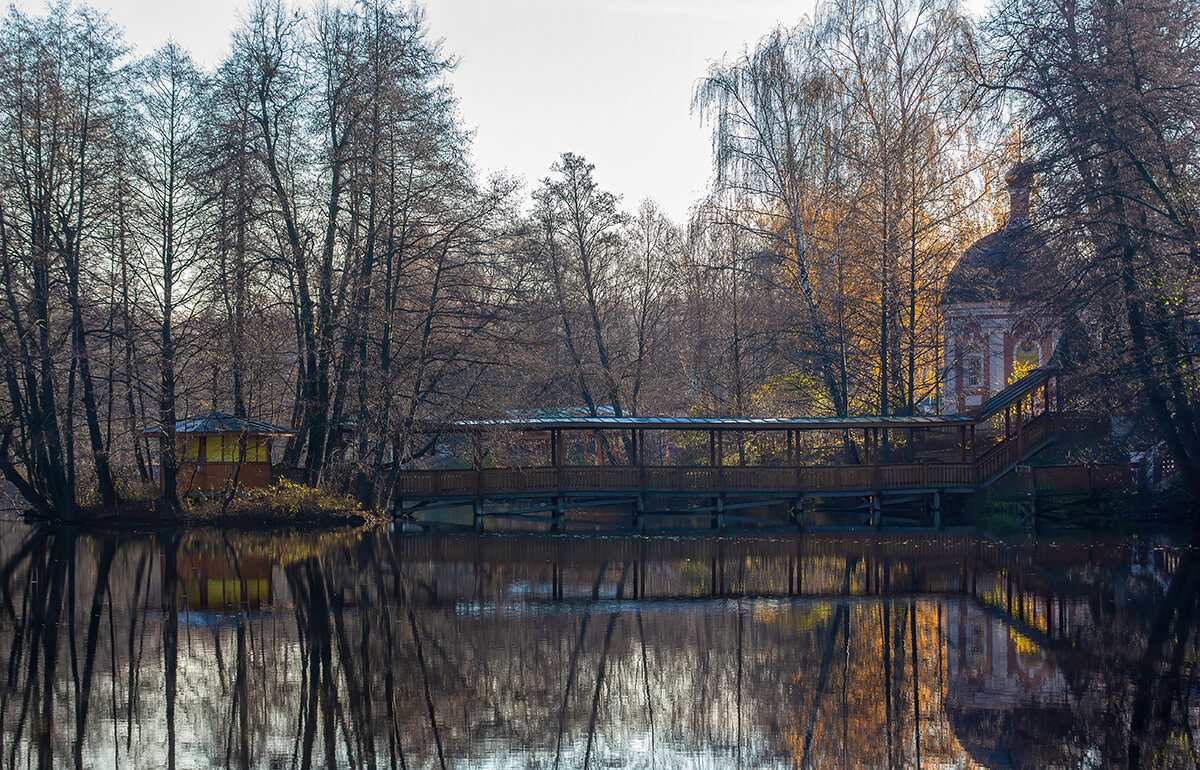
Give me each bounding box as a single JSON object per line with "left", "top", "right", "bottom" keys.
{"left": 0, "top": 524, "right": 1194, "bottom": 768}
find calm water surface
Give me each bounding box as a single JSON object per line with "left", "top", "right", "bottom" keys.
{"left": 0, "top": 522, "right": 1195, "bottom": 769}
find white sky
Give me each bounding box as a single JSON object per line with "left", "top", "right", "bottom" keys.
{"left": 421, "top": 0, "right": 813, "bottom": 221}
{"left": 14, "top": 0, "right": 813, "bottom": 223}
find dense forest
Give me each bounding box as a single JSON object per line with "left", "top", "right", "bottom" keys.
{"left": 0, "top": 0, "right": 1197, "bottom": 518}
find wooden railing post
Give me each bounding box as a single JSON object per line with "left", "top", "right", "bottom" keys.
{"left": 635, "top": 431, "right": 646, "bottom": 530}
{"left": 1016, "top": 402, "right": 1025, "bottom": 458}
{"left": 551, "top": 429, "right": 564, "bottom": 531}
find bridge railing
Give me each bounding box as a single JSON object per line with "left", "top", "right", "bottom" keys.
{"left": 997, "top": 463, "right": 1135, "bottom": 497}
{"left": 394, "top": 462, "right": 977, "bottom": 499}
{"left": 975, "top": 412, "right": 1061, "bottom": 484}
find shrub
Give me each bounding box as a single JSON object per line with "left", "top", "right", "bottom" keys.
{"left": 185, "top": 480, "right": 383, "bottom": 526}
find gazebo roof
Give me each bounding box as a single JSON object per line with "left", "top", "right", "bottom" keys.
{"left": 143, "top": 411, "right": 294, "bottom": 437}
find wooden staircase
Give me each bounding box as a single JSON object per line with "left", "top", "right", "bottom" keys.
{"left": 975, "top": 412, "right": 1062, "bottom": 486}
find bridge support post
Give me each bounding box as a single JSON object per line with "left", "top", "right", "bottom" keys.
{"left": 932, "top": 491, "right": 942, "bottom": 530}
{"left": 634, "top": 494, "right": 645, "bottom": 532}
{"left": 553, "top": 496, "right": 565, "bottom": 532}
{"left": 871, "top": 495, "right": 882, "bottom": 527}
{"left": 1018, "top": 500, "right": 1036, "bottom": 532}
{"left": 791, "top": 495, "right": 804, "bottom": 529}
{"left": 473, "top": 497, "right": 483, "bottom": 533}
{"left": 716, "top": 494, "right": 726, "bottom": 531}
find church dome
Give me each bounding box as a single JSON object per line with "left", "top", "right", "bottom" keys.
{"left": 942, "top": 226, "right": 1043, "bottom": 305}
{"left": 943, "top": 164, "right": 1044, "bottom": 306}
{"left": 1005, "top": 161, "right": 1034, "bottom": 190}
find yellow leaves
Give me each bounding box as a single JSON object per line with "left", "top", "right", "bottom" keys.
{"left": 1009, "top": 358, "right": 1038, "bottom": 384}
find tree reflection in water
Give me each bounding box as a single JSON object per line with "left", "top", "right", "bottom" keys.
{"left": 0, "top": 523, "right": 1196, "bottom": 768}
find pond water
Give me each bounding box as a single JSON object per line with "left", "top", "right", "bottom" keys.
{"left": 0, "top": 521, "right": 1195, "bottom": 769}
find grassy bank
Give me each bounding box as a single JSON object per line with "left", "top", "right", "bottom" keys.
{"left": 56, "top": 480, "right": 389, "bottom": 529}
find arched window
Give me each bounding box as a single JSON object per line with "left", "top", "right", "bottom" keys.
{"left": 1014, "top": 338, "right": 1040, "bottom": 378}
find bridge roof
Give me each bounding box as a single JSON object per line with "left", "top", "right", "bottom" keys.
{"left": 454, "top": 414, "right": 976, "bottom": 432}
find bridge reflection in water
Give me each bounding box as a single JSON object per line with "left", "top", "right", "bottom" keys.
{"left": 0, "top": 524, "right": 1190, "bottom": 768}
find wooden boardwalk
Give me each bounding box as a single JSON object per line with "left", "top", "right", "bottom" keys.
{"left": 392, "top": 369, "right": 1133, "bottom": 530}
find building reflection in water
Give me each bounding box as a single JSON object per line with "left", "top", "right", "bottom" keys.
{"left": 0, "top": 524, "right": 1193, "bottom": 769}
{"left": 174, "top": 548, "right": 275, "bottom": 610}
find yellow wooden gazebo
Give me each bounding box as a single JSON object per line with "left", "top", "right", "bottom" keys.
{"left": 145, "top": 412, "right": 294, "bottom": 493}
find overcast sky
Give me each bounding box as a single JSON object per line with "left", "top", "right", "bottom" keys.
{"left": 420, "top": 0, "right": 812, "bottom": 221}
{"left": 14, "top": 0, "right": 813, "bottom": 222}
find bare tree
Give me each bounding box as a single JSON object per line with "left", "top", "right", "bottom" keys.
{"left": 987, "top": 0, "right": 1200, "bottom": 497}
{"left": 695, "top": 27, "right": 853, "bottom": 426}
{"left": 133, "top": 42, "right": 210, "bottom": 515}
{"left": 527, "top": 153, "right": 636, "bottom": 458}
{"left": 0, "top": 6, "right": 126, "bottom": 517}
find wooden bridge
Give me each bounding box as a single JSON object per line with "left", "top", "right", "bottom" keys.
{"left": 393, "top": 368, "right": 1133, "bottom": 530}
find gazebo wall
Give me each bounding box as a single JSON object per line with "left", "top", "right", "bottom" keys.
{"left": 181, "top": 435, "right": 270, "bottom": 463}
{"left": 175, "top": 461, "right": 272, "bottom": 493}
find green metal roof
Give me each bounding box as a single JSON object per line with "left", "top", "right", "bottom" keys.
{"left": 454, "top": 414, "right": 976, "bottom": 432}
{"left": 974, "top": 367, "right": 1058, "bottom": 420}
{"left": 143, "top": 411, "right": 294, "bottom": 436}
